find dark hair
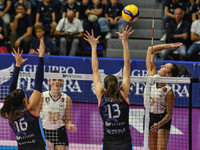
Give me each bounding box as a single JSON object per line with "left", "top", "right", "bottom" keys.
{"left": 16, "top": 3, "right": 25, "bottom": 9}
{"left": 170, "top": 63, "right": 192, "bottom": 77}
{"left": 35, "top": 25, "right": 45, "bottom": 31}
{"left": 104, "top": 74, "right": 122, "bottom": 102}
{"left": 52, "top": 70, "right": 59, "bottom": 73}
{"left": 0, "top": 89, "right": 28, "bottom": 121}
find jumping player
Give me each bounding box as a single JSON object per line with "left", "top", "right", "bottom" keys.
{"left": 84, "top": 25, "right": 134, "bottom": 150}
{"left": 0, "top": 38, "right": 47, "bottom": 150}
{"left": 39, "top": 70, "right": 77, "bottom": 150}
{"left": 144, "top": 42, "right": 191, "bottom": 150}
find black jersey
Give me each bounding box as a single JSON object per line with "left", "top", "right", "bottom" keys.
{"left": 99, "top": 93, "right": 132, "bottom": 144}
{"left": 9, "top": 106, "right": 47, "bottom": 150}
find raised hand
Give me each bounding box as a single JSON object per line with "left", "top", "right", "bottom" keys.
{"left": 116, "top": 25, "right": 134, "bottom": 41}
{"left": 12, "top": 47, "right": 28, "bottom": 67}
{"left": 170, "top": 42, "right": 183, "bottom": 49}
{"left": 83, "top": 30, "right": 101, "bottom": 47}
{"left": 37, "top": 37, "right": 45, "bottom": 57}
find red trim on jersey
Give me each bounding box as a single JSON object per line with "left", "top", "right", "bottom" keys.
{"left": 26, "top": 105, "right": 40, "bottom": 118}
{"left": 121, "top": 95, "right": 130, "bottom": 105}
{"left": 98, "top": 92, "right": 105, "bottom": 109}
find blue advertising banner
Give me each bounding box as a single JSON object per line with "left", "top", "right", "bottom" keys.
{"left": 0, "top": 54, "right": 199, "bottom": 107}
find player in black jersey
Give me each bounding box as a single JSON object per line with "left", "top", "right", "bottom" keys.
{"left": 84, "top": 25, "right": 134, "bottom": 150}
{"left": 0, "top": 38, "right": 47, "bottom": 150}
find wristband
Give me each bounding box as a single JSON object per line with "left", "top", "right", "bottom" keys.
{"left": 20, "top": 37, "right": 23, "bottom": 40}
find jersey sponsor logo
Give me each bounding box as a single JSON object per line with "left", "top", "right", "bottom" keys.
{"left": 106, "top": 127, "right": 126, "bottom": 134}
{"left": 105, "top": 121, "right": 112, "bottom": 127}
{"left": 105, "top": 121, "right": 125, "bottom": 127}
{"left": 18, "top": 139, "right": 36, "bottom": 145}
{"left": 16, "top": 134, "right": 35, "bottom": 141}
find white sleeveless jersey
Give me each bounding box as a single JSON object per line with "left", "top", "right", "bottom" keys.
{"left": 143, "top": 75, "right": 172, "bottom": 114}
{"left": 41, "top": 91, "right": 67, "bottom": 130}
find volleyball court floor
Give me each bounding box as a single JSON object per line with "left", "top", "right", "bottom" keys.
{"left": 0, "top": 103, "right": 200, "bottom": 150}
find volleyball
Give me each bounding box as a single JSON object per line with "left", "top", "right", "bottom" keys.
{"left": 122, "top": 4, "right": 139, "bottom": 22}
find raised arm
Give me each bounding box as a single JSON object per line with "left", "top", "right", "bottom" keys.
{"left": 84, "top": 30, "right": 104, "bottom": 103}
{"left": 9, "top": 48, "right": 28, "bottom": 93}
{"left": 146, "top": 42, "right": 183, "bottom": 76}
{"left": 27, "top": 38, "right": 45, "bottom": 116}
{"left": 116, "top": 25, "right": 134, "bottom": 102}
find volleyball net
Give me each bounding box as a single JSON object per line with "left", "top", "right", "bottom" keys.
{"left": 0, "top": 71, "right": 193, "bottom": 150}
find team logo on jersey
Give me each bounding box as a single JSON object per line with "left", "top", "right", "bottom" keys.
{"left": 61, "top": 97, "right": 65, "bottom": 102}
{"left": 162, "top": 87, "right": 167, "bottom": 92}
{"left": 45, "top": 97, "right": 50, "bottom": 103}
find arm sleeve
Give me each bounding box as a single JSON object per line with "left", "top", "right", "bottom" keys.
{"left": 34, "top": 57, "right": 44, "bottom": 92}
{"left": 9, "top": 66, "right": 20, "bottom": 93}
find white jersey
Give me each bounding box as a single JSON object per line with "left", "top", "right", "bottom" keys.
{"left": 41, "top": 91, "right": 67, "bottom": 130}
{"left": 143, "top": 75, "right": 172, "bottom": 114}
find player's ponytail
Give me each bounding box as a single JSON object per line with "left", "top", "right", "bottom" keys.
{"left": 170, "top": 63, "right": 192, "bottom": 77}
{"left": 0, "top": 93, "right": 14, "bottom": 119}
{"left": 104, "top": 75, "right": 122, "bottom": 102}
{"left": 0, "top": 89, "right": 28, "bottom": 121}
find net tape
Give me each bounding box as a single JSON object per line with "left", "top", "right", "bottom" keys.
{"left": 0, "top": 71, "right": 191, "bottom": 84}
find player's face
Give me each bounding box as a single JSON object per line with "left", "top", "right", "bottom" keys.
{"left": 35, "top": 29, "right": 45, "bottom": 38}
{"left": 49, "top": 79, "right": 64, "bottom": 90}
{"left": 158, "top": 63, "right": 173, "bottom": 77}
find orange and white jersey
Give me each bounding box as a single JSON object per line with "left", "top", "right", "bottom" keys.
{"left": 41, "top": 91, "right": 67, "bottom": 130}
{"left": 143, "top": 75, "right": 172, "bottom": 114}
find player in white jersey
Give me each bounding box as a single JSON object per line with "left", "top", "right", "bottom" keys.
{"left": 39, "top": 70, "right": 77, "bottom": 150}
{"left": 144, "top": 43, "right": 191, "bottom": 150}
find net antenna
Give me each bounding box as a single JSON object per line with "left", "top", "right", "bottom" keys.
{"left": 143, "top": 9, "right": 155, "bottom": 150}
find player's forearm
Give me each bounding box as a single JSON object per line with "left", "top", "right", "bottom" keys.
{"left": 9, "top": 66, "right": 20, "bottom": 93}
{"left": 34, "top": 57, "right": 44, "bottom": 93}
{"left": 65, "top": 120, "right": 72, "bottom": 127}
{"left": 11, "top": 19, "right": 19, "bottom": 31}
{"left": 91, "top": 46, "right": 99, "bottom": 71}
{"left": 150, "top": 44, "right": 171, "bottom": 53}
{"left": 122, "top": 41, "right": 130, "bottom": 66}
{"left": 158, "top": 113, "right": 172, "bottom": 127}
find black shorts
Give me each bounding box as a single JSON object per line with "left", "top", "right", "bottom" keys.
{"left": 103, "top": 141, "right": 133, "bottom": 150}
{"left": 143, "top": 112, "right": 172, "bottom": 131}
{"left": 19, "top": 146, "right": 47, "bottom": 150}
{"left": 43, "top": 126, "right": 69, "bottom": 146}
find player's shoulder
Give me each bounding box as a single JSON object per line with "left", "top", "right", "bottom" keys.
{"left": 42, "top": 91, "right": 50, "bottom": 96}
